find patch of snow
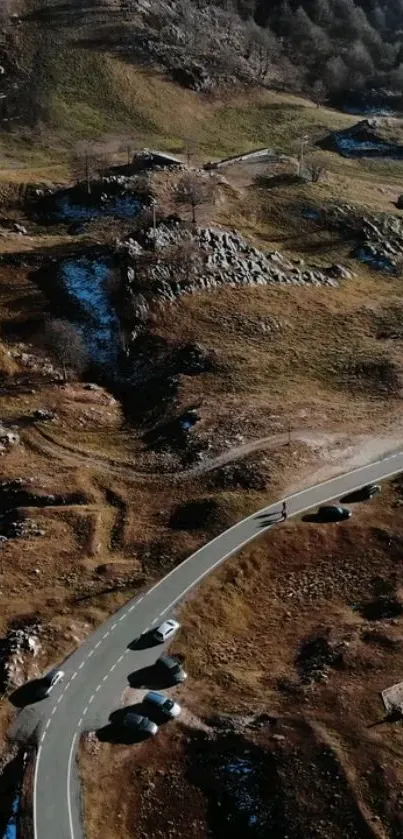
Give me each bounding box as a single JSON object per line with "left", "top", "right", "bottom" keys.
{"left": 59, "top": 258, "right": 120, "bottom": 371}
{"left": 54, "top": 193, "right": 141, "bottom": 222}
{"left": 354, "top": 246, "right": 396, "bottom": 273}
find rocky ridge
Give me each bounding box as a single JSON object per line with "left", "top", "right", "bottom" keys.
{"left": 118, "top": 222, "right": 352, "bottom": 331}
{"left": 305, "top": 202, "right": 403, "bottom": 272}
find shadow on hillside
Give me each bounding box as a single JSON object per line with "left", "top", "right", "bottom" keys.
{"left": 21, "top": 1, "right": 122, "bottom": 26}
{"left": 9, "top": 680, "right": 44, "bottom": 708}
{"left": 254, "top": 173, "right": 303, "bottom": 190}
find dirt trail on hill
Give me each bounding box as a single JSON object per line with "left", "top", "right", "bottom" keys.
{"left": 22, "top": 425, "right": 403, "bottom": 487}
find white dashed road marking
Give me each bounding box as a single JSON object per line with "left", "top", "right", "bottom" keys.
{"left": 102, "top": 675, "right": 108, "bottom": 683}
{"left": 88, "top": 694, "right": 94, "bottom": 704}
{"left": 33, "top": 744, "right": 42, "bottom": 839}
{"left": 78, "top": 662, "right": 84, "bottom": 670}
{"left": 83, "top": 706, "right": 88, "bottom": 716}
{"left": 94, "top": 641, "right": 101, "bottom": 649}
{"left": 67, "top": 733, "right": 77, "bottom": 839}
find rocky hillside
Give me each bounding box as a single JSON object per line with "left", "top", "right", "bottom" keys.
{"left": 1, "top": 0, "right": 403, "bottom": 147}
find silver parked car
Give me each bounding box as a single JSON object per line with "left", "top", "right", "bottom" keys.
{"left": 144, "top": 691, "right": 181, "bottom": 719}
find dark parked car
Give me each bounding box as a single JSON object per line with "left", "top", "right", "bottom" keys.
{"left": 340, "top": 484, "right": 381, "bottom": 504}
{"left": 156, "top": 655, "right": 187, "bottom": 685}
{"left": 122, "top": 712, "right": 158, "bottom": 736}
{"left": 317, "top": 505, "right": 352, "bottom": 522}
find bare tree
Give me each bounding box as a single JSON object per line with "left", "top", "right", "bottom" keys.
{"left": 324, "top": 55, "right": 348, "bottom": 94}
{"left": 173, "top": 174, "right": 212, "bottom": 225}
{"left": 303, "top": 163, "right": 326, "bottom": 183}
{"left": 346, "top": 40, "right": 375, "bottom": 76}
{"left": 0, "top": 0, "right": 11, "bottom": 23}
{"left": 312, "top": 79, "right": 327, "bottom": 107}
{"left": 245, "top": 22, "right": 278, "bottom": 80}
{"left": 43, "top": 319, "right": 88, "bottom": 382}
{"left": 70, "top": 150, "right": 94, "bottom": 195}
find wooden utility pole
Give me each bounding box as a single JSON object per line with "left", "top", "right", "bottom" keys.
{"left": 85, "top": 153, "right": 91, "bottom": 195}
{"left": 151, "top": 199, "right": 157, "bottom": 249}
{"left": 298, "top": 135, "right": 309, "bottom": 177}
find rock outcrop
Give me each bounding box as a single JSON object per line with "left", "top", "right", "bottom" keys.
{"left": 319, "top": 118, "right": 403, "bottom": 158}
{"left": 305, "top": 202, "right": 403, "bottom": 272}
{"left": 118, "top": 222, "right": 352, "bottom": 333}
{"left": 0, "top": 622, "right": 41, "bottom": 691}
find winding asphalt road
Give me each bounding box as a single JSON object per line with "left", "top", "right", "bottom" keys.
{"left": 14, "top": 450, "right": 403, "bottom": 839}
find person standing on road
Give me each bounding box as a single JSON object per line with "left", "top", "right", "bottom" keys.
{"left": 282, "top": 500, "right": 287, "bottom": 520}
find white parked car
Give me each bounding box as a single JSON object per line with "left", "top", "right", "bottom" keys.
{"left": 152, "top": 619, "right": 180, "bottom": 644}
{"left": 41, "top": 669, "right": 65, "bottom": 698}
{"left": 144, "top": 691, "right": 181, "bottom": 719}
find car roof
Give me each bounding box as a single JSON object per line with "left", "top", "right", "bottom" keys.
{"left": 156, "top": 619, "right": 178, "bottom": 633}
{"left": 145, "top": 691, "right": 167, "bottom": 705}
{"left": 159, "top": 655, "right": 180, "bottom": 668}
{"left": 124, "top": 712, "right": 144, "bottom": 725}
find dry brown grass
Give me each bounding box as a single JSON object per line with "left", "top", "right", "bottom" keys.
{"left": 0, "top": 138, "right": 402, "bottom": 665}
{"left": 0, "top": 76, "right": 403, "bottom": 835}
{"left": 81, "top": 480, "right": 403, "bottom": 839}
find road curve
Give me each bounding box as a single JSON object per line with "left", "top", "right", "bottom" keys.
{"left": 22, "top": 450, "right": 403, "bottom": 839}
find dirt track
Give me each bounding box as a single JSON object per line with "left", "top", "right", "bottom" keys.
{"left": 22, "top": 423, "right": 403, "bottom": 487}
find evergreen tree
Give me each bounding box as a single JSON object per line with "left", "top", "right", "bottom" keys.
{"left": 324, "top": 54, "right": 348, "bottom": 92}
{"left": 346, "top": 40, "right": 375, "bottom": 77}
{"left": 310, "top": 0, "right": 333, "bottom": 27}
